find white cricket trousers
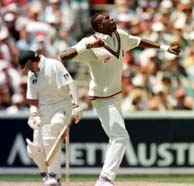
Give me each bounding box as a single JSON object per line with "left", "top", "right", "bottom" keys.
{"left": 92, "top": 95, "right": 129, "bottom": 181}
{"left": 33, "top": 99, "right": 72, "bottom": 178}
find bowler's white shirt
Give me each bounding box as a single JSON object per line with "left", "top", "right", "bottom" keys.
{"left": 26, "top": 56, "right": 73, "bottom": 105}
{"left": 73, "top": 29, "right": 141, "bottom": 97}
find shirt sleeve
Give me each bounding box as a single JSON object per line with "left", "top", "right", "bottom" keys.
{"left": 55, "top": 61, "right": 73, "bottom": 88}
{"left": 119, "top": 29, "right": 141, "bottom": 51}
{"left": 26, "top": 72, "right": 38, "bottom": 100}
{"left": 72, "top": 38, "right": 92, "bottom": 63}
{"left": 127, "top": 35, "right": 141, "bottom": 50}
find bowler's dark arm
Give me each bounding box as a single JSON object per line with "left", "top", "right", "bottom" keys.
{"left": 60, "top": 48, "right": 78, "bottom": 63}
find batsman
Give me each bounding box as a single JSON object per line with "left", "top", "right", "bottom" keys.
{"left": 18, "top": 50, "right": 80, "bottom": 186}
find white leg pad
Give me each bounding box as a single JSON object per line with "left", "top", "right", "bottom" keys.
{"left": 26, "top": 139, "right": 47, "bottom": 172}
{"left": 42, "top": 112, "right": 71, "bottom": 178}
{"left": 43, "top": 137, "right": 62, "bottom": 178}
{"left": 42, "top": 113, "right": 65, "bottom": 178}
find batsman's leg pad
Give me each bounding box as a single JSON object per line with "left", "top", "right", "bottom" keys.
{"left": 43, "top": 137, "right": 62, "bottom": 179}
{"left": 43, "top": 115, "right": 64, "bottom": 179}
{"left": 26, "top": 138, "right": 47, "bottom": 172}
{"left": 42, "top": 112, "right": 71, "bottom": 178}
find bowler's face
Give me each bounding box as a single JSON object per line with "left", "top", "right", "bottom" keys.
{"left": 96, "top": 14, "right": 117, "bottom": 34}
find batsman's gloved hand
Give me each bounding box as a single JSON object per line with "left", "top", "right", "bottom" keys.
{"left": 28, "top": 113, "right": 41, "bottom": 129}
{"left": 71, "top": 104, "right": 82, "bottom": 124}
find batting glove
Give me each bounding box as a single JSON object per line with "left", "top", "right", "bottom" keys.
{"left": 28, "top": 113, "right": 41, "bottom": 129}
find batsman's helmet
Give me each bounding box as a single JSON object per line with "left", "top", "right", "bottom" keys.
{"left": 19, "top": 50, "right": 39, "bottom": 68}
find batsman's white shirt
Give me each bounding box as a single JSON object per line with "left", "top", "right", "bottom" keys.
{"left": 27, "top": 56, "right": 73, "bottom": 104}
{"left": 26, "top": 55, "right": 73, "bottom": 123}
{"left": 73, "top": 29, "right": 141, "bottom": 97}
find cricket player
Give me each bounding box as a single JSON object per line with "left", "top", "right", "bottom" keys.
{"left": 59, "top": 14, "right": 181, "bottom": 186}
{"left": 19, "top": 50, "right": 80, "bottom": 186}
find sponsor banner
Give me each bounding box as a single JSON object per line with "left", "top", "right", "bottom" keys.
{"left": 1, "top": 114, "right": 194, "bottom": 174}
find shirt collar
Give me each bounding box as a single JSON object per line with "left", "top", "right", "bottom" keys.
{"left": 94, "top": 31, "right": 116, "bottom": 40}
{"left": 94, "top": 32, "right": 109, "bottom": 40}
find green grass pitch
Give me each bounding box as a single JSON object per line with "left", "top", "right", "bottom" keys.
{"left": 0, "top": 175, "right": 194, "bottom": 184}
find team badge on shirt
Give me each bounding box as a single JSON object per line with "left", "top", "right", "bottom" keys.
{"left": 64, "top": 73, "right": 70, "bottom": 80}
{"left": 32, "top": 79, "right": 37, "bottom": 84}
{"left": 32, "top": 76, "right": 38, "bottom": 84}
